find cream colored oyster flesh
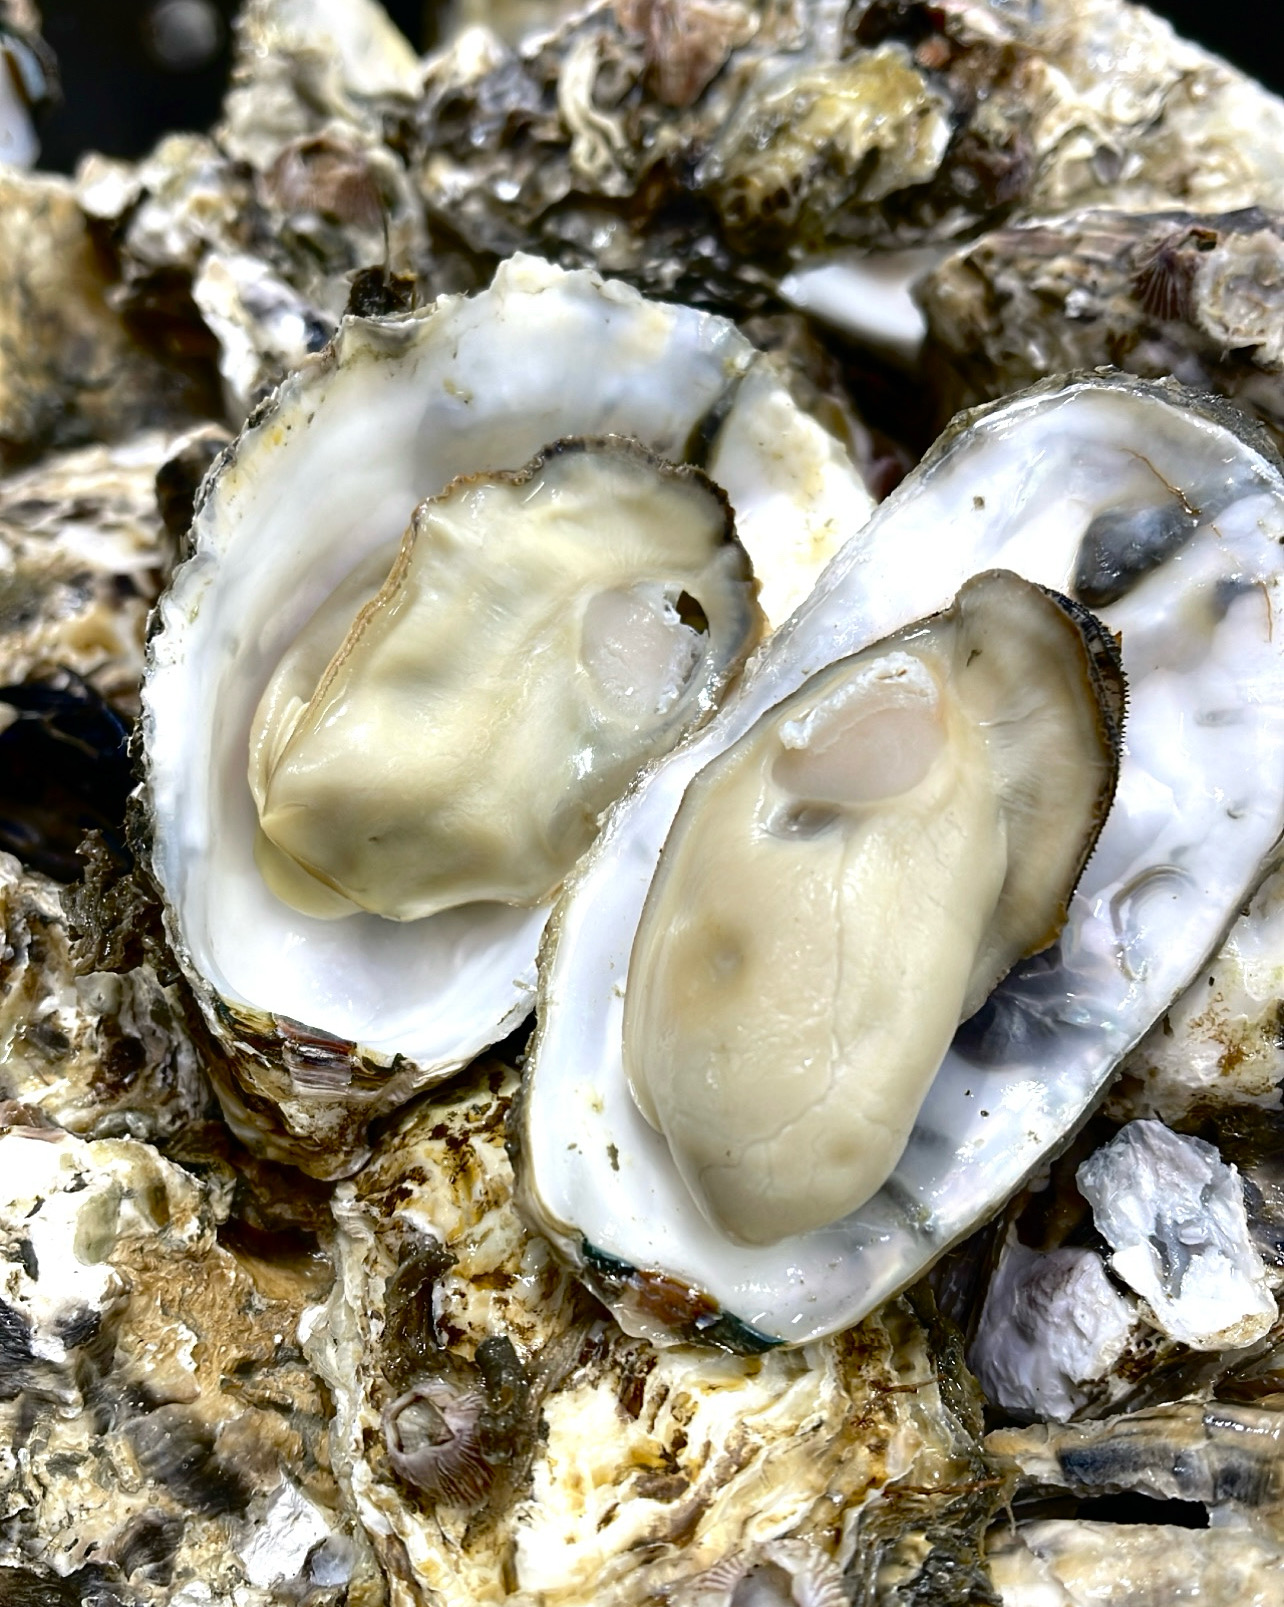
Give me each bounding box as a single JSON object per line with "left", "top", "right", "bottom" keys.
{"left": 250, "top": 440, "right": 756, "bottom": 922}
{"left": 624, "top": 570, "right": 1122, "bottom": 1246}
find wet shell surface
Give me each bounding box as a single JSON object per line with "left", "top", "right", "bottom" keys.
{"left": 521, "top": 373, "right": 1284, "bottom": 1348}
{"left": 142, "top": 253, "right": 873, "bottom": 1176}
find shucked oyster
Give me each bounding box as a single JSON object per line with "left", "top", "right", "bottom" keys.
{"left": 248, "top": 439, "right": 754, "bottom": 923}
{"left": 623, "top": 568, "right": 1122, "bottom": 1246}
{"left": 521, "top": 373, "right": 1284, "bottom": 1348}
{"left": 143, "top": 254, "right": 874, "bottom": 1175}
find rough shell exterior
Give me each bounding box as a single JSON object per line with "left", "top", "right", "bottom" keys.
{"left": 0, "top": 1124, "right": 368, "bottom": 1605}
{"left": 919, "top": 208, "right": 1284, "bottom": 445}
{"left": 306, "top": 1060, "right": 1006, "bottom": 1606}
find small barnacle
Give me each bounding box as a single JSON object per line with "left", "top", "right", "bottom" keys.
{"left": 382, "top": 1373, "right": 494, "bottom": 1507}
{"left": 1131, "top": 223, "right": 1219, "bottom": 322}
{"left": 685, "top": 1540, "right": 850, "bottom": 1606}
{"left": 382, "top": 1337, "right": 533, "bottom": 1509}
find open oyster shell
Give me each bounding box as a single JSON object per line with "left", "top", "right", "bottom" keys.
{"left": 521, "top": 372, "right": 1284, "bottom": 1348}
{"left": 142, "top": 253, "right": 874, "bottom": 1177}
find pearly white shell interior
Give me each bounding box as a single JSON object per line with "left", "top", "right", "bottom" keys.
{"left": 143, "top": 255, "right": 871, "bottom": 1072}
{"left": 525, "top": 379, "right": 1284, "bottom": 1347}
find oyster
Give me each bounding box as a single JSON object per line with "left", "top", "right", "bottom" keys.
{"left": 0, "top": 1122, "right": 367, "bottom": 1605}
{"left": 986, "top": 1401, "right": 1284, "bottom": 1605}
{"left": 248, "top": 439, "right": 756, "bottom": 922}
{"left": 0, "top": 169, "right": 216, "bottom": 470}
{"left": 0, "top": 429, "right": 217, "bottom": 713}
{"left": 0, "top": 849, "right": 211, "bottom": 1146}
{"left": 75, "top": 0, "right": 431, "bottom": 418}
{"left": 522, "top": 373, "right": 1284, "bottom": 1347}
{"left": 142, "top": 253, "right": 874, "bottom": 1176}
{"left": 407, "top": 0, "right": 1284, "bottom": 326}
{"left": 919, "top": 207, "right": 1284, "bottom": 446}
{"left": 17, "top": 0, "right": 1284, "bottom": 1601}
{"left": 305, "top": 1058, "right": 1006, "bottom": 1607}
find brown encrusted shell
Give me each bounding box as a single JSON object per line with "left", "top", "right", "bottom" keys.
{"left": 405, "top": 0, "right": 1284, "bottom": 309}
{"left": 305, "top": 1060, "right": 1009, "bottom": 1606}
{"left": 920, "top": 208, "right": 1284, "bottom": 447}
{"left": 0, "top": 170, "right": 217, "bottom": 469}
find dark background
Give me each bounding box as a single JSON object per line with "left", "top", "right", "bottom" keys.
{"left": 28, "top": 0, "right": 1284, "bottom": 175}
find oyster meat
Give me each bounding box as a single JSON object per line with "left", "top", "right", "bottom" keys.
{"left": 249, "top": 439, "right": 757, "bottom": 922}
{"left": 623, "top": 568, "right": 1122, "bottom": 1245}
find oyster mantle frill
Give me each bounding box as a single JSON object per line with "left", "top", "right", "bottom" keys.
{"left": 520, "top": 374, "right": 1284, "bottom": 1349}
{"left": 141, "top": 254, "right": 874, "bottom": 1176}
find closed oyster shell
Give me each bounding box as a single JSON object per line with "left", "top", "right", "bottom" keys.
{"left": 919, "top": 208, "right": 1284, "bottom": 447}
{"left": 0, "top": 429, "right": 214, "bottom": 713}
{"left": 74, "top": 0, "right": 431, "bottom": 420}
{"left": 0, "top": 1124, "right": 369, "bottom": 1605}
{"left": 407, "top": 0, "right": 1284, "bottom": 316}
{"left": 0, "top": 170, "right": 216, "bottom": 470}
{"left": 985, "top": 1401, "right": 1284, "bottom": 1605}
{"left": 304, "top": 1059, "right": 1006, "bottom": 1606}
{"left": 0, "top": 851, "right": 211, "bottom": 1146}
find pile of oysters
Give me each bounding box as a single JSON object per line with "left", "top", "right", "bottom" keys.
{"left": 5, "top": 0, "right": 1284, "bottom": 1601}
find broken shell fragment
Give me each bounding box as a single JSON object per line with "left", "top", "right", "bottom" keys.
{"left": 142, "top": 253, "right": 873, "bottom": 1176}
{"left": 1076, "top": 1120, "right": 1277, "bottom": 1351}
{"left": 624, "top": 570, "right": 1123, "bottom": 1246}
{"left": 521, "top": 373, "right": 1284, "bottom": 1349}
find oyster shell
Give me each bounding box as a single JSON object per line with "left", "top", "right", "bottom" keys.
{"left": 985, "top": 1401, "right": 1284, "bottom": 1605}
{"left": 75, "top": 0, "right": 431, "bottom": 418}
{"left": 142, "top": 253, "right": 874, "bottom": 1176}
{"left": 988, "top": 1519, "right": 1284, "bottom": 1607}
{"left": 0, "top": 1123, "right": 368, "bottom": 1605}
{"left": 0, "top": 429, "right": 214, "bottom": 713}
{"left": 0, "top": 850, "right": 211, "bottom": 1146}
{"left": 969, "top": 1119, "right": 1281, "bottom": 1422}
{"left": 0, "top": 170, "right": 216, "bottom": 470}
{"left": 1106, "top": 861, "right": 1284, "bottom": 1124}
{"left": 919, "top": 208, "right": 1284, "bottom": 447}
{"left": 522, "top": 373, "right": 1284, "bottom": 1347}
{"left": 305, "top": 1058, "right": 1006, "bottom": 1606}
{"left": 407, "top": 0, "right": 1284, "bottom": 321}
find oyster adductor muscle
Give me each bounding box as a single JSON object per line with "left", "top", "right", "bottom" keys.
{"left": 141, "top": 254, "right": 874, "bottom": 1177}
{"left": 521, "top": 372, "right": 1284, "bottom": 1349}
